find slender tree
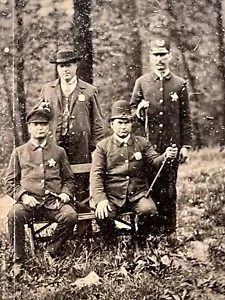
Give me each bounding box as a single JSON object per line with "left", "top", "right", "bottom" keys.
{"left": 15, "top": 0, "right": 28, "bottom": 142}
{"left": 73, "top": 0, "right": 93, "bottom": 83}
{"left": 214, "top": 0, "right": 225, "bottom": 146}
{"left": 123, "top": 0, "right": 142, "bottom": 94}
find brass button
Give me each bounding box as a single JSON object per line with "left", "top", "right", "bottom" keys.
{"left": 159, "top": 111, "right": 163, "bottom": 115}
{"left": 159, "top": 124, "right": 163, "bottom": 128}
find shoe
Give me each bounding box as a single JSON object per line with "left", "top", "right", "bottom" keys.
{"left": 10, "top": 262, "right": 23, "bottom": 280}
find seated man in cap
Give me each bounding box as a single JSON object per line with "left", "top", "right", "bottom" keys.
{"left": 90, "top": 100, "right": 178, "bottom": 246}
{"left": 34, "top": 49, "right": 104, "bottom": 203}
{"left": 5, "top": 108, "right": 77, "bottom": 279}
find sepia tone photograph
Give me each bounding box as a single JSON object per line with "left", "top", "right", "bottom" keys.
{"left": 0, "top": 0, "right": 225, "bottom": 299}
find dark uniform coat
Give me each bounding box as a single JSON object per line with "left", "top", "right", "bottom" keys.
{"left": 90, "top": 134, "right": 165, "bottom": 207}
{"left": 35, "top": 78, "right": 104, "bottom": 164}
{"left": 5, "top": 140, "right": 74, "bottom": 206}
{"left": 130, "top": 71, "right": 192, "bottom": 233}
{"left": 130, "top": 71, "right": 192, "bottom": 153}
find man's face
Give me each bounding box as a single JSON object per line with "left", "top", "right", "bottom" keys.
{"left": 28, "top": 122, "right": 49, "bottom": 140}
{"left": 57, "top": 62, "right": 77, "bottom": 82}
{"left": 150, "top": 52, "right": 171, "bottom": 72}
{"left": 111, "top": 119, "right": 132, "bottom": 138}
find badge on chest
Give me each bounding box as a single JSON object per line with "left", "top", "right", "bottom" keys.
{"left": 134, "top": 152, "right": 142, "bottom": 160}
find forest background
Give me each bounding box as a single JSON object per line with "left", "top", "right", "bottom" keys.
{"left": 1, "top": 0, "right": 225, "bottom": 166}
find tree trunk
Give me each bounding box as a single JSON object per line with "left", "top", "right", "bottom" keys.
{"left": 166, "top": 0, "right": 203, "bottom": 148}
{"left": 123, "top": 0, "right": 142, "bottom": 95}
{"left": 15, "top": 0, "right": 28, "bottom": 142}
{"left": 215, "top": 0, "right": 225, "bottom": 146}
{"left": 2, "top": 72, "right": 20, "bottom": 147}
{"left": 73, "top": 0, "right": 93, "bottom": 84}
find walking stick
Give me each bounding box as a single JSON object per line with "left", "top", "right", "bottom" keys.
{"left": 144, "top": 107, "right": 150, "bottom": 141}
{"left": 145, "top": 156, "right": 167, "bottom": 198}
{"left": 145, "top": 144, "right": 177, "bottom": 198}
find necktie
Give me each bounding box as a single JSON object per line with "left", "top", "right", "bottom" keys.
{"left": 61, "top": 97, "right": 70, "bottom": 136}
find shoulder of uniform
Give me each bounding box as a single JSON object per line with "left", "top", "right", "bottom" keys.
{"left": 136, "top": 73, "right": 152, "bottom": 82}
{"left": 43, "top": 79, "right": 59, "bottom": 88}
{"left": 134, "top": 135, "right": 148, "bottom": 145}
{"left": 97, "top": 136, "right": 112, "bottom": 148}
{"left": 171, "top": 72, "right": 187, "bottom": 84}
{"left": 78, "top": 79, "right": 96, "bottom": 91}
{"left": 15, "top": 144, "right": 26, "bottom": 152}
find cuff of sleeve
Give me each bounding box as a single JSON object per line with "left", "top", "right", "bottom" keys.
{"left": 61, "top": 188, "right": 73, "bottom": 199}
{"left": 16, "top": 189, "right": 27, "bottom": 202}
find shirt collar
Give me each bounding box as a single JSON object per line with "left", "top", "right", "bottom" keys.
{"left": 60, "top": 75, "right": 77, "bottom": 96}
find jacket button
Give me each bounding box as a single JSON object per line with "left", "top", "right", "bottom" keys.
{"left": 159, "top": 124, "right": 163, "bottom": 128}
{"left": 125, "top": 160, "right": 128, "bottom": 163}
{"left": 159, "top": 87, "right": 163, "bottom": 91}
{"left": 124, "top": 144, "right": 127, "bottom": 147}
{"left": 41, "top": 179, "right": 44, "bottom": 183}
{"left": 126, "top": 176, "right": 129, "bottom": 179}
{"left": 159, "top": 111, "right": 163, "bottom": 115}
{"left": 159, "top": 99, "right": 163, "bottom": 104}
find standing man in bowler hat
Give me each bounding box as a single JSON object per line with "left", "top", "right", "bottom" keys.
{"left": 130, "top": 39, "right": 192, "bottom": 234}
{"left": 35, "top": 49, "right": 104, "bottom": 202}
{"left": 5, "top": 108, "right": 77, "bottom": 278}
{"left": 90, "top": 100, "right": 178, "bottom": 245}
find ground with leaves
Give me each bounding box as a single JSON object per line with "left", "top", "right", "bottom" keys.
{"left": 0, "top": 148, "right": 225, "bottom": 300}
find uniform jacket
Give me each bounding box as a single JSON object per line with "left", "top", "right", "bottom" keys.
{"left": 35, "top": 78, "right": 104, "bottom": 164}
{"left": 5, "top": 140, "right": 74, "bottom": 204}
{"left": 90, "top": 134, "right": 165, "bottom": 207}
{"left": 130, "top": 72, "right": 192, "bottom": 153}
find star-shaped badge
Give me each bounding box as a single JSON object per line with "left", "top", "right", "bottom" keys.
{"left": 48, "top": 158, "right": 56, "bottom": 167}
{"left": 170, "top": 92, "right": 179, "bottom": 102}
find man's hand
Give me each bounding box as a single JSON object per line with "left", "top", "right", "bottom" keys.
{"left": 21, "top": 194, "right": 40, "bottom": 207}
{"left": 165, "top": 146, "right": 178, "bottom": 159}
{"left": 136, "top": 100, "right": 149, "bottom": 119}
{"left": 58, "top": 193, "right": 70, "bottom": 203}
{"left": 95, "top": 200, "right": 112, "bottom": 219}
{"left": 179, "top": 147, "right": 189, "bottom": 163}
{"left": 38, "top": 101, "right": 51, "bottom": 111}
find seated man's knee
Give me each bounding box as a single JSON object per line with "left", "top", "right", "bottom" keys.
{"left": 8, "top": 203, "right": 28, "bottom": 224}
{"left": 137, "top": 197, "right": 157, "bottom": 216}
{"left": 63, "top": 209, "right": 78, "bottom": 226}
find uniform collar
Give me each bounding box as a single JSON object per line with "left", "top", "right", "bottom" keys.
{"left": 112, "top": 133, "right": 133, "bottom": 146}
{"left": 28, "top": 139, "right": 49, "bottom": 151}
{"left": 153, "top": 70, "right": 172, "bottom": 81}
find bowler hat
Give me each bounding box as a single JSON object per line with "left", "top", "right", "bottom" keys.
{"left": 111, "top": 100, "right": 132, "bottom": 120}
{"left": 26, "top": 108, "right": 52, "bottom": 123}
{"left": 50, "top": 49, "right": 82, "bottom": 64}
{"left": 150, "top": 39, "right": 170, "bottom": 54}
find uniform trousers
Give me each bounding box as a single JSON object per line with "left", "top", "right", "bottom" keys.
{"left": 97, "top": 196, "right": 158, "bottom": 245}
{"left": 8, "top": 202, "right": 77, "bottom": 262}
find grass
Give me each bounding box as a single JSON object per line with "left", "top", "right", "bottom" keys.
{"left": 1, "top": 147, "right": 225, "bottom": 300}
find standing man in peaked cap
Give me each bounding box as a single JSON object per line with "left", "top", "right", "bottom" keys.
{"left": 90, "top": 100, "right": 178, "bottom": 246}
{"left": 34, "top": 49, "right": 104, "bottom": 203}
{"left": 5, "top": 108, "right": 77, "bottom": 279}
{"left": 130, "top": 39, "right": 192, "bottom": 234}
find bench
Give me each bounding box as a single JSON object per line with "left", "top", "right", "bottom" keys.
{"left": 27, "top": 163, "right": 138, "bottom": 255}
